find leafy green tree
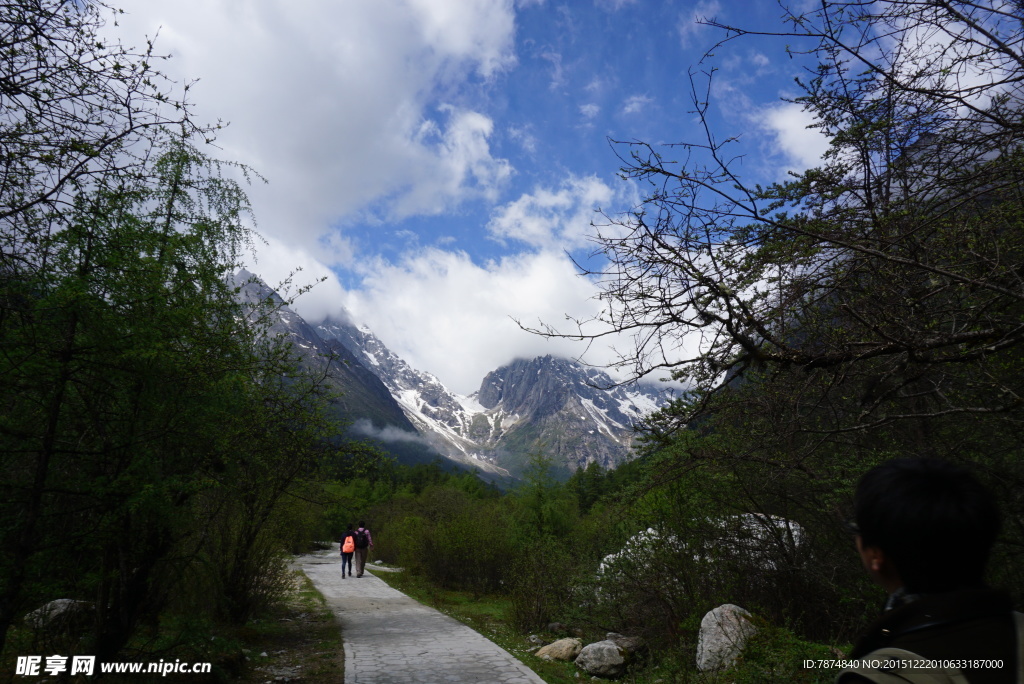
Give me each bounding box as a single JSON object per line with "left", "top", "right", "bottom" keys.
{"left": 515, "top": 449, "right": 577, "bottom": 538}
{"left": 0, "top": 1, "right": 349, "bottom": 661}
{"left": 541, "top": 1, "right": 1024, "bottom": 431}
{"left": 526, "top": 0, "right": 1024, "bottom": 642}
{"left": 567, "top": 461, "right": 609, "bottom": 514}
{"left": 0, "top": 133, "right": 332, "bottom": 658}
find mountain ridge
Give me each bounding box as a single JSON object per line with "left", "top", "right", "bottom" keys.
{"left": 230, "top": 270, "right": 670, "bottom": 479}
{"left": 315, "top": 316, "right": 672, "bottom": 478}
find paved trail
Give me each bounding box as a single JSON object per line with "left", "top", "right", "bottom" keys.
{"left": 294, "top": 550, "right": 546, "bottom": 684}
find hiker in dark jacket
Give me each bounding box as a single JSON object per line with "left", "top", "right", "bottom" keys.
{"left": 353, "top": 521, "right": 373, "bottom": 578}
{"left": 837, "top": 458, "right": 1019, "bottom": 684}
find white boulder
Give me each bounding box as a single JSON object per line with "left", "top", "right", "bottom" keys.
{"left": 24, "top": 599, "right": 93, "bottom": 630}
{"left": 696, "top": 603, "right": 757, "bottom": 671}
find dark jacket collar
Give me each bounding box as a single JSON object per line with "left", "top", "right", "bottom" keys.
{"left": 850, "top": 586, "right": 1012, "bottom": 658}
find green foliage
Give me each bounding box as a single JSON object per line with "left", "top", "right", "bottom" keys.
{"left": 373, "top": 486, "right": 515, "bottom": 594}
{"left": 512, "top": 449, "right": 579, "bottom": 538}
{"left": 507, "top": 541, "right": 577, "bottom": 632}
{"left": 710, "top": 617, "right": 839, "bottom": 684}
{"left": 0, "top": 2, "right": 365, "bottom": 662}
{"left": 566, "top": 461, "right": 610, "bottom": 514}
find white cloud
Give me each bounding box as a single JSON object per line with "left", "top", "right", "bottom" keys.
{"left": 406, "top": 0, "right": 518, "bottom": 78}
{"left": 508, "top": 125, "right": 539, "bottom": 154}
{"left": 584, "top": 76, "right": 608, "bottom": 94}
{"left": 678, "top": 0, "right": 722, "bottom": 47}
{"left": 247, "top": 236, "right": 348, "bottom": 326}
{"left": 351, "top": 419, "right": 429, "bottom": 445}
{"left": 106, "top": 0, "right": 517, "bottom": 265}
{"left": 758, "top": 102, "right": 831, "bottom": 171}
{"left": 391, "top": 106, "right": 513, "bottom": 217}
{"left": 541, "top": 50, "right": 566, "bottom": 90}
{"left": 580, "top": 103, "right": 601, "bottom": 119}
{"left": 486, "top": 176, "right": 614, "bottom": 250}
{"left": 621, "top": 94, "right": 653, "bottom": 115}
{"left": 342, "top": 248, "right": 607, "bottom": 395}
{"left": 751, "top": 52, "right": 770, "bottom": 68}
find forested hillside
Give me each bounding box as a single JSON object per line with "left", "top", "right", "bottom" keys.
{"left": 0, "top": 0, "right": 360, "bottom": 670}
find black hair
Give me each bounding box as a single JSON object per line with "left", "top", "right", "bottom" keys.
{"left": 358, "top": 520, "right": 365, "bottom": 528}
{"left": 854, "top": 458, "right": 1001, "bottom": 593}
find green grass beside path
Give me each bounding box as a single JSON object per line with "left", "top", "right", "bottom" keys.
{"left": 365, "top": 565, "right": 580, "bottom": 684}
{"left": 231, "top": 571, "right": 344, "bottom": 684}
{"left": 366, "top": 564, "right": 839, "bottom": 684}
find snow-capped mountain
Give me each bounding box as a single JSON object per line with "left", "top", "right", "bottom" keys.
{"left": 316, "top": 317, "right": 672, "bottom": 477}
{"left": 315, "top": 317, "right": 512, "bottom": 476}
{"left": 230, "top": 271, "right": 444, "bottom": 467}
{"left": 472, "top": 355, "right": 666, "bottom": 473}
{"left": 231, "top": 271, "right": 670, "bottom": 478}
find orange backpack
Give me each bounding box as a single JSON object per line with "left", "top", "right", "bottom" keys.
{"left": 342, "top": 534, "right": 355, "bottom": 553}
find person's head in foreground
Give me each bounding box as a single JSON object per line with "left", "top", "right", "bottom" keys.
{"left": 853, "top": 457, "right": 1001, "bottom": 595}
{"left": 837, "top": 459, "right": 1019, "bottom": 682}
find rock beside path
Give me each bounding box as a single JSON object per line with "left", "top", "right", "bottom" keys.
{"left": 536, "top": 637, "right": 582, "bottom": 661}
{"left": 696, "top": 603, "right": 756, "bottom": 671}
{"left": 575, "top": 640, "right": 627, "bottom": 678}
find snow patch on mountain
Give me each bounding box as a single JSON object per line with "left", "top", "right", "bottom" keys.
{"left": 311, "top": 314, "right": 674, "bottom": 476}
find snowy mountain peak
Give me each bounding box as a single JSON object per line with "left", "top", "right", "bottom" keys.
{"left": 315, "top": 315, "right": 671, "bottom": 476}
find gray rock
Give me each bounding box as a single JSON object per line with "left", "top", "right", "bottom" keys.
{"left": 546, "top": 621, "right": 568, "bottom": 634}
{"left": 23, "top": 599, "right": 93, "bottom": 630}
{"left": 536, "top": 637, "right": 582, "bottom": 661}
{"left": 266, "top": 664, "right": 302, "bottom": 682}
{"left": 575, "top": 640, "right": 626, "bottom": 678}
{"left": 696, "top": 604, "right": 756, "bottom": 671}
{"left": 606, "top": 632, "right": 645, "bottom": 656}
{"left": 527, "top": 634, "right": 547, "bottom": 646}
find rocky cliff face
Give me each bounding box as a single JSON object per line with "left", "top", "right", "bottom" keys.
{"left": 472, "top": 355, "right": 665, "bottom": 474}
{"left": 316, "top": 314, "right": 670, "bottom": 477}
{"left": 231, "top": 271, "right": 671, "bottom": 479}
{"left": 229, "top": 271, "right": 439, "bottom": 465}
{"left": 315, "top": 317, "right": 512, "bottom": 476}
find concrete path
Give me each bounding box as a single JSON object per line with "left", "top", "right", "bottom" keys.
{"left": 294, "top": 549, "right": 546, "bottom": 684}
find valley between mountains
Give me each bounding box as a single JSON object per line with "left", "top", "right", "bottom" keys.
{"left": 234, "top": 269, "right": 673, "bottom": 480}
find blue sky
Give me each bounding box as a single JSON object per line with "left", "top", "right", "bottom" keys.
{"left": 108, "top": 0, "right": 829, "bottom": 394}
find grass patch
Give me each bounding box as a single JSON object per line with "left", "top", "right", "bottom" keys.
{"left": 368, "top": 565, "right": 845, "bottom": 684}
{"left": 231, "top": 565, "right": 344, "bottom": 684}
{"left": 228, "top": 569, "right": 343, "bottom": 684}
{"left": 0, "top": 571, "right": 343, "bottom": 683}
{"left": 368, "top": 566, "right": 580, "bottom": 684}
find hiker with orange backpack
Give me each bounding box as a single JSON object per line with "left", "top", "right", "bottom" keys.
{"left": 340, "top": 524, "right": 356, "bottom": 578}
